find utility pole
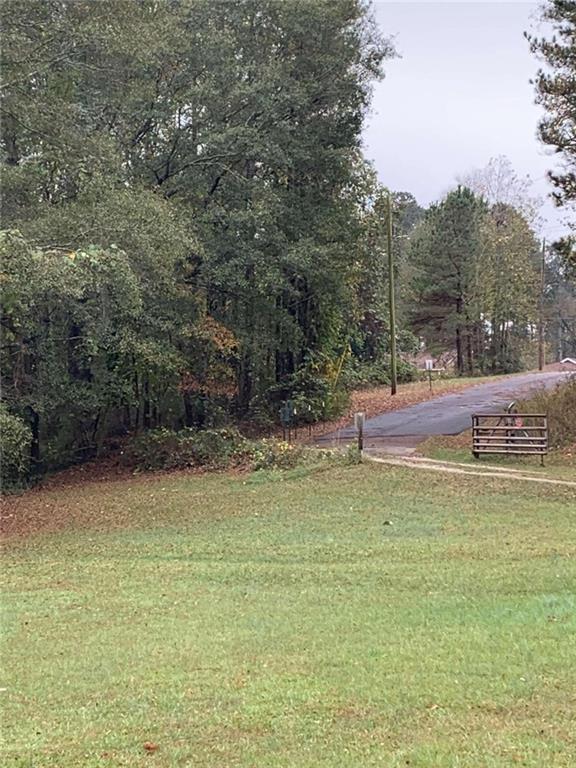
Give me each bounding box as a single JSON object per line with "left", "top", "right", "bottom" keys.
{"left": 538, "top": 238, "right": 546, "bottom": 371}
{"left": 387, "top": 193, "right": 397, "bottom": 395}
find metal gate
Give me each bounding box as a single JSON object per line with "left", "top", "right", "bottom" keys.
{"left": 472, "top": 411, "right": 548, "bottom": 465}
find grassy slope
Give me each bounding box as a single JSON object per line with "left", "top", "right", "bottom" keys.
{"left": 2, "top": 463, "right": 576, "bottom": 767}
{"left": 420, "top": 432, "right": 576, "bottom": 481}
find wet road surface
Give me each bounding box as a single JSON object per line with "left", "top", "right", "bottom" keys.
{"left": 317, "top": 371, "right": 573, "bottom": 451}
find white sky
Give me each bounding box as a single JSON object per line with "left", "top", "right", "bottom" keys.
{"left": 363, "top": 1, "right": 572, "bottom": 239}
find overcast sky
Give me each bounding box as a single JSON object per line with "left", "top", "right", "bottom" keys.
{"left": 363, "top": 1, "right": 571, "bottom": 239}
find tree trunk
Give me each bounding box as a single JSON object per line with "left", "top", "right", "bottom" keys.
{"left": 183, "top": 393, "right": 194, "bottom": 427}
{"left": 143, "top": 378, "right": 151, "bottom": 430}
{"left": 455, "top": 297, "right": 464, "bottom": 374}
{"left": 238, "top": 349, "right": 253, "bottom": 413}
{"left": 133, "top": 370, "right": 140, "bottom": 432}
{"left": 29, "top": 408, "right": 41, "bottom": 473}
{"left": 466, "top": 328, "right": 474, "bottom": 375}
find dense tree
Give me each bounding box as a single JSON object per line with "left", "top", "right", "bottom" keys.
{"left": 1, "top": 0, "right": 396, "bottom": 470}
{"left": 341, "top": 164, "right": 422, "bottom": 382}
{"left": 0, "top": 0, "right": 557, "bottom": 484}
{"left": 410, "top": 187, "right": 486, "bottom": 374}
{"left": 409, "top": 188, "right": 541, "bottom": 374}
{"left": 1, "top": 232, "right": 142, "bottom": 468}
{"left": 544, "top": 249, "right": 576, "bottom": 358}
{"left": 479, "top": 204, "right": 540, "bottom": 372}
{"left": 528, "top": 0, "right": 576, "bottom": 270}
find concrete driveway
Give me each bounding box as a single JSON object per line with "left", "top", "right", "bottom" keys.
{"left": 317, "top": 371, "right": 573, "bottom": 452}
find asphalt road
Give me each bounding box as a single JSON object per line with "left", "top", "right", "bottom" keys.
{"left": 318, "top": 372, "right": 573, "bottom": 448}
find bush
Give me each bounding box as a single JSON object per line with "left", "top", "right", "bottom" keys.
{"left": 124, "top": 427, "right": 250, "bottom": 471}
{"left": 340, "top": 361, "right": 390, "bottom": 389}
{"left": 1, "top": 407, "right": 32, "bottom": 491}
{"left": 265, "top": 366, "right": 349, "bottom": 426}
{"left": 397, "top": 359, "right": 419, "bottom": 383}
{"left": 123, "top": 426, "right": 346, "bottom": 474}
{"left": 249, "top": 439, "right": 306, "bottom": 470}
{"left": 517, "top": 378, "right": 576, "bottom": 448}
{"left": 341, "top": 358, "right": 418, "bottom": 389}
{"left": 342, "top": 445, "right": 363, "bottom": 465}
{"left": 249, "top": 440, "right": 351, "bottom": 471}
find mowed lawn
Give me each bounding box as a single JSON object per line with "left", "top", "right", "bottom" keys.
{"left": 2, "top": 463, "right": 575, "bottom": 767}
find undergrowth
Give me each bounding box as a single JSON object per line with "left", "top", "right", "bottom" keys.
{"left": 123, "top": 427, "right": 354, "bottom": 473}
{"left": 518, "top": 377, "right": 576, "bottom": 448}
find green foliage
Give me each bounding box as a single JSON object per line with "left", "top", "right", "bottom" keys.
{"left": 410, "top": 185, "right": 540, "bottom": 375}
{"left": 342, "top": 444, "right": 363, "bottom": 464}
{"left": 528, "top": 2, "right": 576, "bottom": 208}
{"left": 0, "top": 230, "right": 155, "bottom": 468}
{"left": 249, "top": 439, "right": 307, "bottom": 471}
{"left": 123, "top": 427, "right": 341, "bottom": 473}
{"left": 479, "top": 204, "right": 540, "bottom": 372}
{"left": 339, "top": 361, "right": 389, "bottom": 390}
{"left": 411, "top": 186, "right": 487, "bottom": 374}
{"left": 528, "top": 1, "right": 576, "bottom": 272}
{"left": 346, "top": 179, "right": 424, "bottom": 376}
{"left": 0, "top": 0, "right": 400, "bottom": 480}
{"left": 396, "top": 359, "right": 419, "bottom": 383}
{"left": 0, "top": 406, "right": 32, "bottom": 491}
{"left": 264, "top": 360, "right": 351, "bottom": 425}
{"left": 545, "top": 252, "right": 576, "bottom": 358}
{"left": 1, "top": 0, "right": 395, "bottom": 416}
{"left": 124, "top": 427, "right": 250, "bottom": 472}
{"left": 341, "top": 358, "right": 418, "bottom": 389}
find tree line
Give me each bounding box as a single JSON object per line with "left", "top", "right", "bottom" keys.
{"left": 1, "top": 0, "right": 574, "bottom": 480}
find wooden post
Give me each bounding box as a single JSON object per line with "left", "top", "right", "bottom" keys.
{"left": 387, "top": 193, "right": 397, "bottom": 396}
{"left": 354, "top": 412, "right": 365, "bottom": 453}
{"left": 538, "top": 238, "right": 546, "bottom": 371}
{"left": 472, "top": 415, "right": 478, "bottom": 459}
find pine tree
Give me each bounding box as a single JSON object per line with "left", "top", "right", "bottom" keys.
{"left": 528, "top": 0, "right": 576, "bottom": 271}
{"left": 410, "top": 187, "right": 486, "bottom": 374}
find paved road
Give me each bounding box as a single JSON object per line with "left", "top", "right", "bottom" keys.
{"left": 318, "top": 372, "right": 573, "bottom": 448}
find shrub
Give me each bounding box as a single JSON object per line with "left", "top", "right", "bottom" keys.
{"left": 266, "top": 367, "right": 350, "bottom": 426}
{"left": 397, "top": 359, "right": 419, "bottom": 383}
{"left": 341, "top": 358, "right": 418, "bottom": 389}
{"left": 124, "top": 426, "right": 346, "bottom": 474}
{"left": 517, "top": 378, "right": 576, "bottom": 448}
{"left": 249, "top": 439, "right": 306, "bottom": 470}
{"left": 124, "top": 423, "right": 360, "bottom": 475}
{"left": 340, "top": 361, "right": 390, "bottom": 390}
{"left": 342, "top": 445, "right": 363, "bottom": 465}
{"left": 0, "top": 406, "right": 32, "bottom": 491}
{"left": 124, "top": 427, "right": 250, "bottom": 471}
{"left": 248, "top": 440, "right": 349, "bottom": 471}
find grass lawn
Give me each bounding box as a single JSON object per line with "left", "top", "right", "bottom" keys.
{"left": 2, "top": 462, "right": 576, "bottom": 767}
{"left": 420, "top": 432, "right": 576, "bottom": 482}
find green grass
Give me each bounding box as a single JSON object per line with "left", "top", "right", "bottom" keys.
{"left": 2, "top": 463, "right": 576, "bottom": 767}
{"left": 420, "top": 432, "right": 576, "bottom": 481}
